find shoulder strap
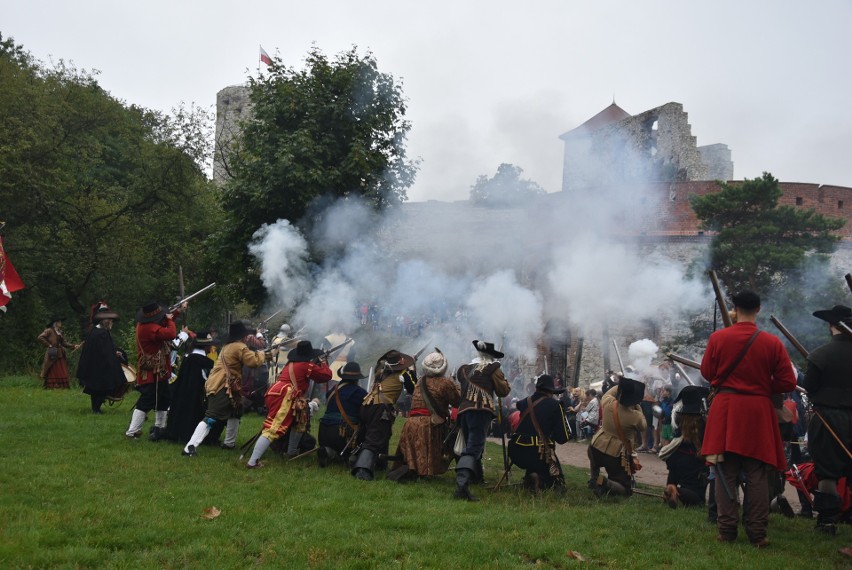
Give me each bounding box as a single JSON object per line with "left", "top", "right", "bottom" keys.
{"left": 334, "top": 384, "right": 357, "bottom": 431}
{"left": 419, "top": 377, "right": 443, "bottom": 418}
{"left": 528, "top": 396, "right": 547, "bottom": 441}
{"left": 516, "top": 396, "right": 543, "bottom": 430}
{"left": 715, "top": 330, "right": 761, "bottom": 389}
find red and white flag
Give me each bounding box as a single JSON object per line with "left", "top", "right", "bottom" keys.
{"left": 0, "top": 234, "right": 25, "bottom": 312}
{"left": 259, "top": 46, "right": 272, "bottom": 66}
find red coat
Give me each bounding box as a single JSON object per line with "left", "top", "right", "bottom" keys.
{"left": 262, "top": 360, "right": 332, "bottom": 438}
{"left": 700, "top": 322, "right": 797, "bottom": 470}
{"left": 135, "top": 318, "right": 177, "bottom": 386}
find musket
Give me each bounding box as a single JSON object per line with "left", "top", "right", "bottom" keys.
{"left": 412, "top": 337, "right": 433, "bottom": 361}
{"left": 288, "top": 447, "right": 319, "bottom": 461}
{"left": 612, "top": 339, "right": 625, "bottom": 374}
{"left": 708, "top": 270, "right": 733, "bottom": 328}
{"left": 318, "top": 337, "right": 354, "bottom": 363}
{"left": 168, "top": 282, "right": 216, "bottom": 312}
{"left": 670, "top": 360, "right": 697, "bottom": 386}
{"left": 365, "top": 366, "right": 375, "bottom": 393}
{"left": 769, "top": 315, "right": 810, "bottom": 358}
{"left": 666, "top": 352, "right": 701, "bottom": 370}
{"left": 258, "top": 309, "right": 284, "bottom": 331}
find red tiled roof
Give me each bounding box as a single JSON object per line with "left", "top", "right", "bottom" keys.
{"left": 559, "top": 103, "right": 631, "bottom": 139}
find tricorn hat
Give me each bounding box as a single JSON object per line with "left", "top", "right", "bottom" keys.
{"left": 92, "top": 304, "right": 119, "bottom": 322}
{"left": 472, "top": 340, "right": 504, "bottom": 359}
{"left": 226, "top": 320, "right": 256, "bottom": 343}
{"left": 337, "top": 362, "right": 366, "bottom": 382}
{"left": 288, "top": 340, "right": 324, "bottom": 363}
{"left": 136, "top": 300, "right": 167, "bottom": 324}
{"left": 535, "top": 374, "right": 565, "bottom": 394}
{"left": 812, "top": 304, "right": 852, "bottom": 326}
{"left": 617, "top": 375, "right": 645, "bottom": 407}
{"left": 675, "top": 385, "right": 710, "bottom": 415}
{"left": 378, "top": 349, "right": 415, "bottom": 372}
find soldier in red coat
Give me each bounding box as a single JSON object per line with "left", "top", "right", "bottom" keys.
{"left": 700, "top": 290, "right": 797, "bottom": 548}
{"left": 125, "top": 300, "right": 186, "bottom": 440}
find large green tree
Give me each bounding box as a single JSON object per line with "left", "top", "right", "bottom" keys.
{"left": 690, "top": 172, "right": 844, "bottom": 296}
{"left": 469, "top": 163, "right": 546, "bottom": 208}
{"left": 216, "top": 46, "right": 418, "bottom": 303}
{"left": 0, "top": 34, "right": 222, "bottom": 371}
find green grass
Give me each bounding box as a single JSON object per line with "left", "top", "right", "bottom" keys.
{"left": 0, "top": 375, "right": 847, "bottom": 569}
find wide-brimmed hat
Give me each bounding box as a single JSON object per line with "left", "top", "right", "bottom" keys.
{"left": 47, "top": 315, "right": 66, "bottom": 327}
{"left": 675, "top": 385, "right": 710, "bottom": 415}
{"left": 92, "top": 304, "right": 119, "bottom": 322}
{"left": 617, "top": 375, "right": 645, "bottom": 407}
{"left": 421, "top": 349, "right": 448, "bottom": 377}
{"left": 472, "top": 340, "right": 504, "bottom": 359}
{"left": 288, "top": 340, "right": 324, "bottom": 363}
{"left": 226, "top": 320, "right": 256, "bottom": 343}
{"left": 136, "top": 300, "right": 167, "bottom": 324}
{"left": 535, "top": 374, "right": 565, "bottom": 394}
{"left": 189, "top": 329, "right": 215, "bottom": 348}
{"left": 378, "top": 349, "right": 415, "bottom": 372}
{"left": 813, "top": 304, "right": 852, "bottom": 326}
{"left": 338, "top": 362, "right": 366, "bottom": 382}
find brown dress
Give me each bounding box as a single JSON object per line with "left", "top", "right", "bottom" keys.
{"left": 396, "top": 375, "right": 461, "bottom": 477}
{"left": 37, "top": 327, "right": 75, "bottom": 389}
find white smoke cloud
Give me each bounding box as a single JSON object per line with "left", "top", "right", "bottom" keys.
{"left": 247, "top": 219, "right": 310, "bottom": 312}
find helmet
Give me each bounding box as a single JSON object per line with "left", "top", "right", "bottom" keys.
{"left": 279, "top": 323, "right": 292, "bottom": 334}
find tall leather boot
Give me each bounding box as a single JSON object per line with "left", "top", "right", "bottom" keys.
{"left": 707, "top": 473, "right": 718, "bottom": 523}
{"left": 351, "top": 449, "right": 376, "bottom": 481}
{"left": 813, "top": 491, "right": 841, "bottom": 536}
{"left": 454, "top": 455, "right": 479, "bottom": 501}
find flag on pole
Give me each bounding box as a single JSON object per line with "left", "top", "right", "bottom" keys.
{"left": 260, "top": 46, "right": 272, "bottom": 66}
{"left": 0, "top": 233, "right": 25, "bottom": 312}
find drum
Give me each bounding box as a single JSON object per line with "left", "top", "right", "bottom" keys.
{"left": 108, "top": 364, "right": 136, "bottom": 404}
{"left": 122, "top": 364, "right": 137, "bottom": 385}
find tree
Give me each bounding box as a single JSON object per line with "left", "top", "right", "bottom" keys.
{"left": 469, "top": 163, "right": 546, "bottom": 208}
{"left": 216, "top": 46, "right": 418, "bottom": 303}
{"left": 0, "top": 34, "right": 222, "bottom": 371}
{"left": 690, "top": 172, "right": 844, "bottom": 296}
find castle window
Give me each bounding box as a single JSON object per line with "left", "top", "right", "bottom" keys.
{"left": 652, "top": 120, "right": 658, "bottom": 131}
{"left": 839, "top": 200, "right": 844, "bottom": 209}
{"left": 795, "top": 197, "right": 803, "bottom": 206}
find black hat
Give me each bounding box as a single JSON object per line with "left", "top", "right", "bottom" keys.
{"left": 47, "top": 315, "right": 65, "bottom": 327}
{"left": 535, "top": 374, "right": 565, "bottom": 394}
{"left": 812, "top": 304, "right": 852, "bottom": 326}
{"left": 675, "top": 385, "right": 710, "bottom": 415}
{"left": 288, "top": 340, "right": 324, "bottom": 363}
{"left": 189, "top": 329, "right": 215, "bottom": 348}
{"left": 617, "top": 375, "right": 645, "bottom": 407}
{"left": 338, "top": 362, "right": 366, "bottom": 382}
{"left": 377, "top": 349, "right": 415, "bottom": 372}
{"left": 136, "top": 300, "right": 167, "bottom": 324}
{"left": 226, "top": 320, "right": 256, "bottom": 343}
{"left": 92, "top": 304, "right": 119, "bottom": 322}
{"left": 472, "top": 340, "right": 504, "bottom": 359}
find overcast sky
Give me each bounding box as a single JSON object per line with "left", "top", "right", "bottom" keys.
{"left": 5, "top": 0, "right": 851, "bottom": 202}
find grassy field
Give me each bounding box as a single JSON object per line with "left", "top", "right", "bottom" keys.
{"left": 0, "top": 376, "right": 847, "bottom": 569}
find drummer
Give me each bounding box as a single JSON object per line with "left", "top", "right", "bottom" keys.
{"left": 76, "top": 303, "right": 127, "bottom": 414}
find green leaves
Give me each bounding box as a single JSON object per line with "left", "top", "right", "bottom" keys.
{"left": 469, "top": 163, "right": 547, "bottom": 208}
{"left": 690, "top": 172, "right": 844, "bottom": 295}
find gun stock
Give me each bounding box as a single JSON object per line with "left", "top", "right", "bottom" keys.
{"left": 708, "top": 270, "right": 732, "bottom": 328}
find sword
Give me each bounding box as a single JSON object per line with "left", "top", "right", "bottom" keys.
{"left": 412, "top": 337, "right": 433, "bottom": 361}
{"left": 288, "top": 447, "right": 318, "bottom": 461}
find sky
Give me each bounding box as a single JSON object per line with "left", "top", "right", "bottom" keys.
{"left": 4, "top": 0, "right": 851, "bottom": 203}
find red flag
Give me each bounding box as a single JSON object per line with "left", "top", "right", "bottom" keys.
{"left": 0, "top": 234, "right": 24, "bottom": 311}
{"left": 259, "top": 46, "right": 272, "bottom": 67}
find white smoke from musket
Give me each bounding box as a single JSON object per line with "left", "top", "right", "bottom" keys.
{"left": 627, "top": 338, "right": 659, "bottom": 376}
{"left": 247, "top": 219, "right": 310, "bottom": 313}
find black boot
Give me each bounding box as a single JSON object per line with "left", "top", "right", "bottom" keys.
{"left": 707, "top": 477, "right": 718, "bottom": 524}
{"left": 317, "top": 446, "right": 336, "bottom": 468}
{"left": 148, "top": 426, "right": 164, "bottom": 442}
{"left": 796, "top": 489, "right": 813, "bottom": 518}
{"left": 454, "top": 455, "right": 479, "bottom": 501}
{"left": 813, "top": 491, "right": 841, "bottom": 536}
{"left": 351, "top": 449, "right": 376, "bottom": 481}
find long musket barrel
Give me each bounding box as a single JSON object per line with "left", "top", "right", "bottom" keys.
{"left": 769, "top": 315, "right": 810, "bottom": 358}
{"left": 666, "top": 352, "right": 701, "bottom": 370}
{"left": 259, "top": 308, "right": 284, "bottom": 328}
{"left": 611, "top": 339, "right": 625, "bottom": 374}
{"left": 168, "top": 282, "right": 216, "bottom": 312}
{"left": 708, "top": 270, "right": 733, "bottom": 328}
{"left": 671, "top": 361, "right": 697, "bottom": 386}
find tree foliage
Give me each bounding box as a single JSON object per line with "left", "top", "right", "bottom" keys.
{"left": 0, "top": 33, "right": 223, "bottom": 371}
{"left": 690, "top": 172, "right": 844, "bottom": 295}
{"left": 469, "top": 163, "right": 546, "bottom": 208}
{"left": 216, "top": 46, "right": 418, "bottom": 303}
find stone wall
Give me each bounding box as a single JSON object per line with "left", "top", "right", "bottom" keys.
{"left": 213, "top": 85, "right": 252, "bottom": 185}
{"left": 698, "top": 143, "right": 734, "bottom": 181}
